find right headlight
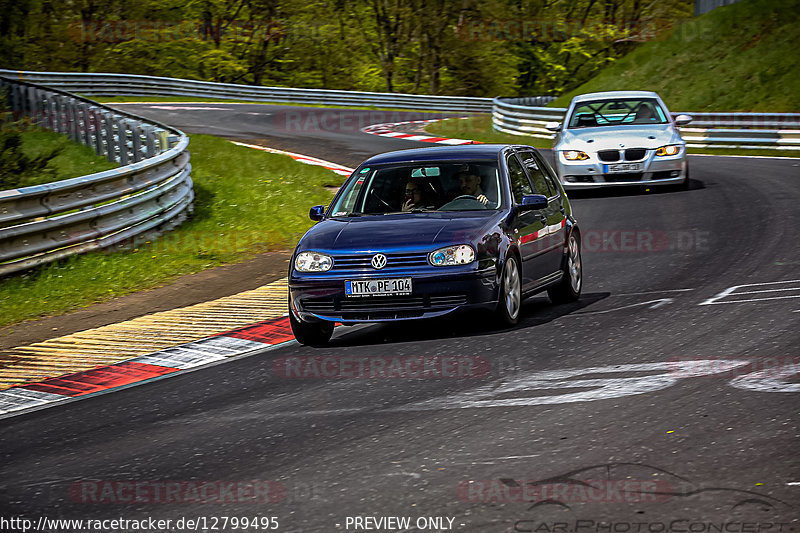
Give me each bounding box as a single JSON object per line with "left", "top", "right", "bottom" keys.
{"left": 655, "top": 145, "right": 681, "bottom": 156}
{"left": 562, "top": 150, "right": 589, "bottom": 161}
{"left": 294, "top": 251, "right": 333, "bottom": 272}
{"left": 429, "top": 245, "right": 475, "bottom": 267}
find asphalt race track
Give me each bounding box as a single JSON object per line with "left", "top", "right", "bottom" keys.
{"left": 1, "top": 103, "right": 798, "bottom": 532}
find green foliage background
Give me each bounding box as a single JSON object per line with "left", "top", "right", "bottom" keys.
{"left": 0, "top": 0, "right": 693, "bottom": 98}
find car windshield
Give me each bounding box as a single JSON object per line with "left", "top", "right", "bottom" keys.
{"left": 328, "top": 161, "right": 502, "bottom": 216}
{"left": 567, "top": 98, "right": 668, "bottom": 128}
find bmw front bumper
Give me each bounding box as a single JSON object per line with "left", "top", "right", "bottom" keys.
{"left": 554, "top": 148, "right": 687, "bottom": 189}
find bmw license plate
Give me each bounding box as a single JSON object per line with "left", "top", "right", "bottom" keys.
{"left": 345, "top": 278, "right": 412, "bottom": 297}
{"left": 604, "top": 163, "right": 643, "bottom": 173}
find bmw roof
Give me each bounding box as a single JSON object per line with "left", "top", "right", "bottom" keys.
{"left": 362, "top": 144, "right": 514, "bottom": 165}
{"left": 571, "top": 90, "right": 660, "bottom": 103}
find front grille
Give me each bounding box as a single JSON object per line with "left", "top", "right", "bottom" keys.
{"left": 624, "top": 148, "right": 646, "bottom": 161}
{"left": 598, "top": 150, "right": 620, "bottom": 162}
{"left": 300, "top": 294, "right": 468, "bottom": 319}
{"left": 603, "top": 173, "right": 643, "bottom": 182}
{"left": 331, "top": 252, "right": 429, "bottom": 271}
{"left": 565, "top": 176, "right": 595, "bottom": 183}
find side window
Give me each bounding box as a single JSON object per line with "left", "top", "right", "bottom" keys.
{"left": 519, "top": 151, "right": 554, "bottom": 196}
{"left": 507, "top": 154, "right": 533, "bottom": 204}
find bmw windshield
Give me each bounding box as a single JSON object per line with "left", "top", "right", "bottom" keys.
{"left": 567, "top": 98, "right": 669, "bottom": 129}
{"left": 329, "top": 161, "right": 503, "bottom": 217}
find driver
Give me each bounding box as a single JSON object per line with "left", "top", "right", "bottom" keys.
{"left": 455, "top": 167, "right": 489, "bottom": 205}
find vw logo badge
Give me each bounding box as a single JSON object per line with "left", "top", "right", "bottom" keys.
{"left": 371, "top": 253, "right": 387, "bottom": 270}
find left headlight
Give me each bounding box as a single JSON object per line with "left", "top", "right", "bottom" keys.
{"left": 429, "top": 245, "right": 475, "bottom": 267}
{"left": 562, "top": 150, "right": 589, "bottom": 161}
{"left": 655, "top": 145, "right": 681, "bottom": 156}
{"left": 294, "top": 251, "right": 333, "bottom": 272}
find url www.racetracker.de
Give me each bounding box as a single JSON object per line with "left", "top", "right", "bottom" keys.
{"left": 0, "top": 516, "right": 281, "bottom": 532}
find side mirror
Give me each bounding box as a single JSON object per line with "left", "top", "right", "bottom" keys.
{"left": 519, "top": 194, "right": 549, "bottom": 211}
{"left": 674, "top": 114, "right": 693, "bottom": 126}
{"left": 309, "top": 205, "right": 325, "bottom": 221}
{"left": 544, "top": 121, "right": 562, "bottom": 132}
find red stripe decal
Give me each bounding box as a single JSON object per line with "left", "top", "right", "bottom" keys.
{"left": 20, "top": 362, "right": 178, "bottom": 397}
{"left": 220, "top": 316, "right": 294, "bottom": 345}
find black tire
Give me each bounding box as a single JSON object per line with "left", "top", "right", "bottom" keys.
{"left": 548, "top": 232, "right": 582, "bottom": 304}
{"left": 680, "top": 164, "right": 691, "bottom": 190}
{"left": 496, "top": 255, "right": 522, "bottom": 326}
{"left": 289, "top": 308, "right": 334, "bottom": 346}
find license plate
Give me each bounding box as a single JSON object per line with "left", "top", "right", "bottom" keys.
{"left": 604, "top": 163, "right": 643, "bottom": 173}
{"left": 345, "top": 278, "right": 412, "bottom": 297}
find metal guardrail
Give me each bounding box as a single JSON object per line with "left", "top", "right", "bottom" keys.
{"left": 492, "top": 97, "right": 800, "bottom": 150}
{"left": 0, "top": 70, "right": 494, "bottom": 113}
{"left": 0, "top": 76, "right": 193, "bottom": 276}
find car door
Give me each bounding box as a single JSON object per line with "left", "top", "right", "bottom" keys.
{"left": 519, "top": 150, "right": 565, "bottom": 275}
{"left": 505, "top": 153, "right": 550, "bottom": 289}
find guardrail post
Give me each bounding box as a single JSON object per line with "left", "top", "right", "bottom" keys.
{"left": 117, "top": 117, "right": 130, "bottom": 166}
{"left": 102, "top": 110, "right": 116, "bottom": 162}
{"left": 130, "top": 121, "right": 143, "bottom": 162}
{"left": 141, "top": 125, "right": 155, "bottom": 157}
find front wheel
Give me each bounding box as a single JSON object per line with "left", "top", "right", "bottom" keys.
{"left": 289, "top": 308, "right": 334, "bottom": 346}
{"left": 496, "top": 255, "right": 522, "bottom": 326}
{"left": 548, "top": 233, "right": 582, "bottom": 304}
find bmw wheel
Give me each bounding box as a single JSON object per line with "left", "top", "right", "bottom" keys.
{"left": 289, "top": 305, "right": 334, "bottom": 346}
{"left": 548, "top": 232, "right": 582, "bottom": 304}
{"left": 496, "top": 255, "right": 522, "bottom": 326}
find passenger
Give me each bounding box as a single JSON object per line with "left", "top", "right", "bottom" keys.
{"left": 401, "top": 181, "right": 425, "bottom": 211}
{"left": 455, "top": 168, "right": 489, "bottom": 205}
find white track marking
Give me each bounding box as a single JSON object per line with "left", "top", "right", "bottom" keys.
{"left": 700, "top": 279, "right": 800, "bottom": 305}
{"left": 391, "top": 360, "right": 750, "bottom": 411}
{"left": 730, "top": 364, "right": 800, "bottom": 393}
{"left": 571, "top": 298, "right": 675, "bottom": 316}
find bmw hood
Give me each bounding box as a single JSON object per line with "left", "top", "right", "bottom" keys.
{"left": 557, "top": 124, "right": 681, "bottom": 151}
{"left": 299, "top": 213, "right": 497, "bottom": 252}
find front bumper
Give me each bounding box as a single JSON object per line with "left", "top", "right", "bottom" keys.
{"left": 289, "top": 269, "right": 499, "bottom": 324}
{"left": 554, "top": 148, "right": 687, "bottom": 189}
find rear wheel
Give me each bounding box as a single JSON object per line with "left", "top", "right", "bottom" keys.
{"left": 548, "top": 233, "right": 582, "bottom": 304}
{"left": 496, "top": 255, "right": 522, "bottom": 326}
{"left": 289, "top": 306, "right": 334, "bottom": 346}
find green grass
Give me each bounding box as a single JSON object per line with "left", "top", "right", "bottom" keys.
{"left": 426, "top": 115, "right": 552, "bottom": 148}
{"left": 15, "top": 129, "right": 118, "bottom": 187}
{"left": 549, "top": 0, "right": 800, "bottom": 112}
{"left": 0, "top": 134, "right": 342, "bottom": 327}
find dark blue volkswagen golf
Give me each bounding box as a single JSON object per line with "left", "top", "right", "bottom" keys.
{"left": 289, "top": 144, "right": 581, "bottom": 345}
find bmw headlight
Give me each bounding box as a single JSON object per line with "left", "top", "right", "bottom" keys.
{"left": 295, "top": 251, "right": 333, "bottom": 272}
{"left": 562, "top": 150, "right": 589, "bottom": 161}
{"left": 429, "top": 245, "right": 475, "bottom": 267}
{"left": 655, "top": 145, "right": 681, "bottom": 156}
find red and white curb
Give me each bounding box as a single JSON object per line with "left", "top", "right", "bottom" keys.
{"left": 362, "top": 118, "right": 480, "bottom": 145}
{"left": 232, "top": 142, "right": 354, "bottom": 176}
{"left": 0, "top": 317, "right": 297, "bottom": 419}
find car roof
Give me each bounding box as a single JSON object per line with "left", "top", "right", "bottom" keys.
{"left": 362, "top": 144, "right": 511, "bottom": 165}
{"left": 571, "top": 90, "right": 660, "bottom": 103}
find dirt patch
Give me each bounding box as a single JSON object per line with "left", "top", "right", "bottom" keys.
{"left": 0, "top": 251, "right": 292, "bottom": 350}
